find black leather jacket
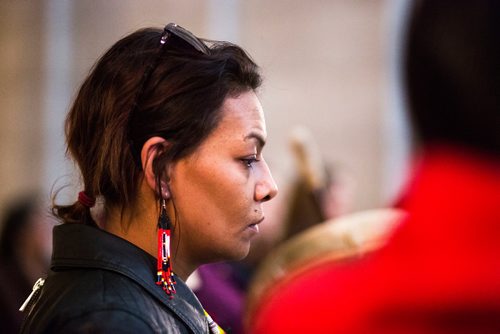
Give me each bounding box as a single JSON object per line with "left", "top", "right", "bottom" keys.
{"left": 20, "top": 224, "right": 211, "bottom": 333}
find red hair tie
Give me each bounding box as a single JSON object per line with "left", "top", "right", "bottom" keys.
{"left": 78, "top": 191, "right": 96, "bottom": 208}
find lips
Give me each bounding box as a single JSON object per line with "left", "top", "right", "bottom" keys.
{"left": 247, "top": 224, "right": 259, "bottom": 233}
{"left": 247, "top": 217, "right": 265, "bottom": 233}
{"left": 253, "top": 216, "right": 265, "bottom": 226}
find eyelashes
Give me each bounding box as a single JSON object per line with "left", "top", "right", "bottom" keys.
{"left": 241, "top": 155, "right": 259, "bottom": 168}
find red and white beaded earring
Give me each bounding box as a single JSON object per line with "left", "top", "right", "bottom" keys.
{"left": 156, "top": 197, "right": 176, "bottom": 297}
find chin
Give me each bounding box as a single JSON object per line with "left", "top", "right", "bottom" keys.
{"left": 225, "top": 243, "right": 251, "bottom": 261}
{"left": 207, "top": 240, "right": 252, "bottom": 263}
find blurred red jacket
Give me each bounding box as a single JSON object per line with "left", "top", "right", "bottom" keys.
{"left": 252, "top": 146, "right": 500, "bottom": 334}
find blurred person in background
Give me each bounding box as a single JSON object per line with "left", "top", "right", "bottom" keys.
{"left": 251, "top": 0, "right": 500, "bottom": 332}
{"left": 245, "top": 207, "right": 405, "bottom": 331}
{"left": 280, "top": 126, "right": 354, "bottom": 239}
{"left": 19, "top": 23, "right": 277, "bottom": 333}
{"left": 0, "top": 194, "right": 53, "bottom": 333}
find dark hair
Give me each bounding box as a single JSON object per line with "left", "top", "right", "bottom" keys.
{"left": 404, "top": 0, "right": 500, "bottom": 154}
{"left": 54, "top": 26, "right": 262, "bottom": 224}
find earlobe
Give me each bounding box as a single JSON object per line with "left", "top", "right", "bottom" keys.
{"left": 161, "top": 180, "right": 171, "bottom": 200}
{"left": 141, "top": 136, "right": 170, "bottom": 195}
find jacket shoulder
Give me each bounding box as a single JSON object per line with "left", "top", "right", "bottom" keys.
{"left": 21, "top": 270, "right": 193, "bottom": 333}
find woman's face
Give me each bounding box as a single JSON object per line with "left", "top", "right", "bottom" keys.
{"left": 168, "top": 90, "right": 278, "bottom": 265}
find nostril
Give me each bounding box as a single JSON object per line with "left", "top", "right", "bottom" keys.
{"left": 256, "top": 180, "right": 278, "bottom": 202}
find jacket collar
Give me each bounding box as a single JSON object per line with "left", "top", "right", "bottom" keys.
{"left": 51, "top": 223, "right": 208, "bottom": 333}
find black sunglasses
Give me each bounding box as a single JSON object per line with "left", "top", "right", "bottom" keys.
{"left": 129, "top": 23, "right": 210, "bottom": 167}
{"left": 161, "top": 23, "right": 210, "bottom": 54}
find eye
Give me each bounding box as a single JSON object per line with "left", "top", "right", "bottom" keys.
{"left": 241, "top": 156, "right": 259, "bottom": 168}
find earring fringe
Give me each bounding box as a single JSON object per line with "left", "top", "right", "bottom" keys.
{"left": 157, "top": 199, "right": 176, "bottom": 297}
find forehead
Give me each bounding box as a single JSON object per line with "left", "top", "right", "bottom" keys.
{"left": 178, "top": 90, "right": 266, "bottom": 164}
{"left": 222, "top": 90, "right": 264, "bottom": 119}
{"left": 213, "top": 90, "right": 266, "bottom": 141}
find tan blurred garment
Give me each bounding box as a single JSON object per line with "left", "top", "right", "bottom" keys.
{"left": 246, "top": 208, "right": 405, "bottom": 326}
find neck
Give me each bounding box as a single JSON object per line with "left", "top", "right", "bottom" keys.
{"left": 171, "top": 258, "right": 195, "bottom": 282}
{"left": 169, "top": 222, "right": 198, "bottom": 281}
{"left": 101, "top": 182, "right": 158, "bottom": 258}
{"left": 100, "top": 182, "right": 199, "bottom": 282}
{"left": 103, "top": 205, "right": 157, "bottom": 258}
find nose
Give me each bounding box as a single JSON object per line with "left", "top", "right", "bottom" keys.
{"left": 255, "top": 161, "right": 278, "bottom": 203}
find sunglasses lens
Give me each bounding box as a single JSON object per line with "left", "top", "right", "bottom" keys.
{"left": 165, "top": 23, "right": 209, "bottom": 55}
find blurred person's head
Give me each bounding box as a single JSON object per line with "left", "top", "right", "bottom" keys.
{"left": 405, "top": 0, "right": 500, "bottom": 155}
{"left": 0, "top": 195, "right": 54, "bottom": 284}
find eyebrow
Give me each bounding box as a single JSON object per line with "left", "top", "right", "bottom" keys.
{"left": 244, "top": 131, "right": 266, "bottom": 150}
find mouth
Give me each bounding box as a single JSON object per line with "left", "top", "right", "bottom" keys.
{"left": 247, "top": 217, "right": 265, "bottom": 233}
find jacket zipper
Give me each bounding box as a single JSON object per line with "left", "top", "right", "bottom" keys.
{"left": 19, "top": 277, "right": 45, "bottom": 312}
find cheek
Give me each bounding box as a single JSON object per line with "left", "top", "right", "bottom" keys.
{"left": 201, "top": 167, "right": 252, "bottom": 217}
{"left": 172, "top": 160, "right": 252, "bottom": 222}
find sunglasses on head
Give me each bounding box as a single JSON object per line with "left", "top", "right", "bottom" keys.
{"left": 161, "top": 23, "right": 210, "bottom": 54}
{"left": 129, "top": 23, "right": 209, "bottom": 167}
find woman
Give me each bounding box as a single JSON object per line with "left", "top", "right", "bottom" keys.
{"left": 20, "top": 23, "right": 277, "bottom": 333}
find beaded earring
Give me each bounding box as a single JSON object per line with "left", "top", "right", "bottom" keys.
{"left": 156, "top": 198, "right": 176, "bottom": 297}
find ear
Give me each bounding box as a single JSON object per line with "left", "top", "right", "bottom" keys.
{"left": 141, "top": 137, "right": 171, "bottom": 199}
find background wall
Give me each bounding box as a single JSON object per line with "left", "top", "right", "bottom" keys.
{"left": 0, "top": 0, "right": 411, "bottom": 219}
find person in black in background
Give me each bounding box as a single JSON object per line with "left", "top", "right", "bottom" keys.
{"left": 0, "top": 195, "right": 53, "bottom": 333}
